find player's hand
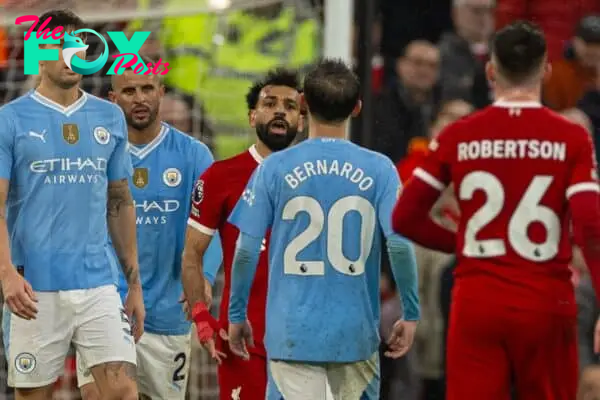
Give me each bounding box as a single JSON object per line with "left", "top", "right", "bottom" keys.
{"left": 385, "top": 320, "right": 417, "bottom": 359}
{"left": 1, "top": 268, "right": 38, "bottom": 320}
{"left": 228, "top": 320, "right": 254, "bottom": 361}
{"left": 124, "top": 284, "right": 145, "bottom": 343}
{"left": 191, "top": 302, "right": 228, "bottom": 365}
{"left": 578, "top": 366, "right": 600, "bottom": 400}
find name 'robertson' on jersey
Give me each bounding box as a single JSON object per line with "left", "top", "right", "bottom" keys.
{"left": 456, "top": 139, "right": 567, "bottom": 162}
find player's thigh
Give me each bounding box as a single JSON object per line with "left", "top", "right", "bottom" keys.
{"left": 326, "top": 352, "right": 379, "bottom": 400}
{"left": 3, "top": 291, "right": 73, "bottom": 390}
{"left": 135, "top": 332, "right": 192, "bottom": 400}
{"left": 446, "top": 300, "right": 512, "bottom": 400}
{"left": 268, "top": 359, "right": 330, "bottom": 400}
{"left": 75, "top": 349, "right": 99, "bottom": 400}
{"left": 508, "top": 310, "right": 578, "bottom": 400}
{"left": 71, "top": 285, "right": 137, "bottom": 397}
{"left": 219, "top": 353, "right": 267, "bottom": 400}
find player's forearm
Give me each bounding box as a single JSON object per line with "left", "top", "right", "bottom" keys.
{"left": 392, "top": 179, "right": 456, "bottom": 253}
{"left": 0, "top": 208, "right": 14, "bottom": 278}
{"left": 202, "top": 232, "right": 223, "bottom": 286}
{"left": 387, "top": 234, "right": 420, "bottom": 321}
{"left": 107, "top": 179, "right": 140, "bottom": 286}
{"left": 182, "top": 227, "right": 212, "bottom": 306}
{"left": 228, "top": 232, "right": 262, "bottom": 324}
{"left": 570, "top": 191, "right": 600, "bottom": 300}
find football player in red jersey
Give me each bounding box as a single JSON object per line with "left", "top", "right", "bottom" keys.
{"left": 181, "top": 68, "right": 303, "bottom": 400}
{"left": 392, "top": 21, "right": 600, "bottom": 400}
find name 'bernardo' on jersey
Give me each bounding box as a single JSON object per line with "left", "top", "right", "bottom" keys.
{"left": 30, "top": 157, "right": 108, "bottom": 184}
{"left": 284, "top": 159, "right": 374, "bottom": 191}
{"left": 134, "top": 199, "right": 180, "bottom": 225}
{"left": 457, "top": 139, "right": 567, "bottom": 162}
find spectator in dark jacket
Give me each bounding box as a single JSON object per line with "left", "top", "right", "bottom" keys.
{"left": 373, "top": 40, "right": 440, "bottom": 162}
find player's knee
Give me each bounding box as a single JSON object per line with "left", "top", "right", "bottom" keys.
{"left": 92, "top": 362, "right": 138, "bottom": 400}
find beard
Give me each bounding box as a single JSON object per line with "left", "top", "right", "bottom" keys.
{"left": 256, "top": 117, "right": 298, "bottom": 152}
{"left": 127, "top": 106, "right": 159, "bottom": 130}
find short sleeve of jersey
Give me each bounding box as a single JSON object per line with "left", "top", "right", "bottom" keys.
{"left": 566, "top": 127, "right": 600, "bottom": 199}
{"left": 107, "top": 109, "right": 133, "bottom": 182}
{"left": 188, "top": 165, "right": 226, "bottom": 236}
{"left": 412, "top": 125, "right": 455, "bottom": 191}
{"left": 0, "top": 107, "right": 15, "bottom": 180}
{"left": 376, "top": 156, "right": 402, "bottom": 238}
{"left": 228, "top": 163, "right": 274, "bottom": 239}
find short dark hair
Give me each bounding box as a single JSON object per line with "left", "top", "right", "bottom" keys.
{"left": 576, "top": 15, "right": 600, "bottom": 44}
{"left": 37, "top": 9, "right": 85, "bottom": 33}
{"left": 246, "top": 68, "right": 301, "bottom": 111}
{"left": 492, "top": 21, "right": 547, "bottom": 84}
{"left": 303, "top": 59, "right": 360, "bottom": 123}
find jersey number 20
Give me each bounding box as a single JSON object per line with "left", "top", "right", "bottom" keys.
{"left": 282, "top": 195, "right": 376, "bottom": 276}
{"left": 460, "top": 171, "right": 560, "bottom": 262}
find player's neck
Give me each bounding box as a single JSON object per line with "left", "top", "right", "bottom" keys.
{"left": 308, "top": 120, "right": 348, "bottom": 140}
{"left": 254, "top": 141, "right": 272, "bottom": 159}
{"left": 36, "top": 79, "right": 81, "bottom": 108}
{"left": 128, "top": 119, "right": 163, "bottom": 146}
{"left": 494, "top": 85, "right": 542, "bottom": 104}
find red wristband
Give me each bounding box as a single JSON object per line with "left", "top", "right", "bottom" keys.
{"left": 192, "top": 302, "right": 219, "bottom": 331}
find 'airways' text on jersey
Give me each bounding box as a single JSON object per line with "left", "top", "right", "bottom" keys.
{"left": 30, "top": 157, "right": 107, "bottom": 184}
{"left": 134, "top": 199, "right": 180, "bottom": 225}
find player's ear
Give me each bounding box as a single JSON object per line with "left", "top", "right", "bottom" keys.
{"left": 543, "top": 62, "right": 552, "bottom": 83}
{"left": 351, "top": 100, "right": 362, "bottom": 118}
{"left": 248, "top": 109, "right": 256, "bottom": 128}
{"left": 485, "top": 61, "right": 496, "bottom": 87}
{"left": 108, "top": 90, "right": 117, "bottom": 103}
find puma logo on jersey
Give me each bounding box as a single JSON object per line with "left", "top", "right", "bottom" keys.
{"left": 29, "top": 130, "right": 47, "bottom": 143}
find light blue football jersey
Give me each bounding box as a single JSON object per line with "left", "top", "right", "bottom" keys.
{"left": 0, "top": 90, "right": 131, "bottom": 291}
{"left": 228, "top": 137, "right": 401, "bottom": 362}
{"left": 116, "top": 123, "right": 223, "bottom": 335}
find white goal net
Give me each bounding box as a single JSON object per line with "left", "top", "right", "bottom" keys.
{"left": 0, "top": 0, "right": 322, "bottom": 398}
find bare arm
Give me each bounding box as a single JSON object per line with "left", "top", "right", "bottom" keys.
{"left": 107, "top": 179, "right": 140, "bottom": 286}
{"left": 0, "top": 179, "right": 13, "bottom": 278}
{"left": 182, "top": 227, "right": 212, "bottom": 308}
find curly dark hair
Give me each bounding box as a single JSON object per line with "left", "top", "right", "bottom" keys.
{"left": 245, "top": 67, "right": 301, "bottom": 112}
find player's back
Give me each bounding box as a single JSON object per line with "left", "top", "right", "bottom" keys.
{"left": 0, "top": 91, "right": 128, "bottom": 291}
{"left": 263, "top": 137, "right": 391, "bottom": 363}
{"left": 117, "top": 123, "right": 214, "bottom": 335}
{"left": 438, "top": 101, "right": 590, "bottom": 314}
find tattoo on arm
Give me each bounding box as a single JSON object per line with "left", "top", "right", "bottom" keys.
{"left": 120, "top": 260, "right": 139, "bottom": 286}
{"left": 107, "top": 179, "right": 133, "bottom": 217}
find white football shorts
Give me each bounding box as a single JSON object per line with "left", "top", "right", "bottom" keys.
{"left": 267, "top": 352, "right": 380, "bottom": 400}
{"left": 3, "top": 284, "right": 136, "bottom": 388}
{"left": 77, "top": 331, "right": 192, "bottom": 400}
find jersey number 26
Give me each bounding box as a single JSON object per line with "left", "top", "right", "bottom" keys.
{"left": 460, "top": 171, "right": 560, "bottom": 262}
{"left": 282, "top": 195, "right": 376, "bottom": 276}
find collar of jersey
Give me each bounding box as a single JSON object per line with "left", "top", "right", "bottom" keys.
{"left": 249, "top": 144, "right": 263, "bottom": 164}
{"left": 493, "top": 99, "right": 542, "bottom": 109}
{"left": 30, "top": 89, "right": 88, "bottom": 117}
{"left": 129, "top": 123, "right": 169, "bottom": 160}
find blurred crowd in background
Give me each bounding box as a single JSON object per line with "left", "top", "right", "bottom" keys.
{"left": 2, "top": 0, "right": 600, "bottom": 398}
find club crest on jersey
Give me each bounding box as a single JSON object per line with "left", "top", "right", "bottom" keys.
{"left": 133, "top": 168, "right": 149, "bottom": 189}
{"left": 163, "top": 168, "right": 181, "bottom": 187}
{"left": 192, "top": 179, "right": 204, "bottom": 205}
{"left": 62, "top": 124, "right": 79, "bottom": 144}
{"left": 15, "top": 352, "right": 36, "bottom": 374}
{"left": 93, "top": 126, "right": 110, "bottom": 145}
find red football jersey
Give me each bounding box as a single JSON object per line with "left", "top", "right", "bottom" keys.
{"left": 188, "top": 145, "right": 268, "bottom": 356}
{"left": 415, "top": 100, "right": 598, "bottom": 315}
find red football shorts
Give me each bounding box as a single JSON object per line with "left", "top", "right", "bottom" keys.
{"left": 446, "top": 298, "right": 578, "bottom": 400}
{"left": 218, "top": 342, "right": 267, "bottom": 400}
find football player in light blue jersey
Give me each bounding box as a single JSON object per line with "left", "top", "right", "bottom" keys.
{"left": 226, "top": 59, "right": 420, "bottom": 400}
{"left": 0, "top": 9, "right": 142, "bottom": 400}
{"left": 76, "top": 60, "right": 223, "bottom": 400}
